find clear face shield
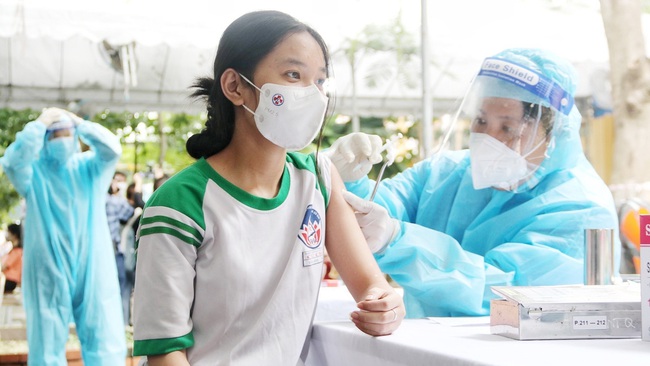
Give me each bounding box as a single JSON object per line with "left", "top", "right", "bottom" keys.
{"left": 450, "top": 57, "right": 574, "bottom": 191}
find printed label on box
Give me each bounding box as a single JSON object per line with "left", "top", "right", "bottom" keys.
{"left": 573, "top": 315, "right": 608, "bottom": 330}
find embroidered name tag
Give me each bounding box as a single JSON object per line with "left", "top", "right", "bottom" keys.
{"left": 303, "top": 248, "right": 323, "bottom": 267}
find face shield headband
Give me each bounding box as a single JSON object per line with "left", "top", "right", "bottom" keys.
{"left": 478, "top": 57, "right": 574, "bottom": 116}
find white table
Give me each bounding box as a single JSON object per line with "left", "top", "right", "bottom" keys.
{"left": 314, "top": 285, "right": 357, "bottom": 322}
{"left": 306, "top": 317, "right": 650, "bottom": 366}
{"left": 315, "top": 285, "right": 404, "bottom": 323}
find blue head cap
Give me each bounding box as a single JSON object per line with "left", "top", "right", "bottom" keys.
{"left": 46, "top": 113, "right": 75, "bottom": 132}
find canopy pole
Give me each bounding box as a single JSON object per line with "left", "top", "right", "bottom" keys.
{"left": 420, "top": 0, "right": 434, "bottom": 158}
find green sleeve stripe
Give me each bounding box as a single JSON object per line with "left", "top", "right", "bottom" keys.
{"left": 133, "top": 332, "right": 194, "bottom": 356}
{"left": 287, "top": 152, "right": 330, "bottom": 206}
{"left": 139, "top": 226, "right": 202, "bottom": 247}
{"left": 141, "top": 215, "right": 202, "bottom": 242}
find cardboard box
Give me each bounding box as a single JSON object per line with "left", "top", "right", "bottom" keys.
{"left": 640, "top": 214, "right": 650, "bottom": 341}
{"left": 490, "top": 284, "right": 641, "bottom": 340}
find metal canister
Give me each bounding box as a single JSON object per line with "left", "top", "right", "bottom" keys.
{"left": 584, "top": 228, "right": 615, "bottom": 285}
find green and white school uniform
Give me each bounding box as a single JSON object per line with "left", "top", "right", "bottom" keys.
{"left": 133, "top": 152, "right": 330, "bottom": 365}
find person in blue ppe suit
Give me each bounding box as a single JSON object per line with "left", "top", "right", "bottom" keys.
{"left": 0, "top": 108, "right": 126, "bottom": 365}
{"left": 326, "top": 48, "right": 621, "bottom": 318}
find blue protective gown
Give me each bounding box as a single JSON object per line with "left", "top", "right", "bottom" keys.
{"left": 1, "top": 120, "right": 126, "bottom": 365}
{"left": 345, "top": 106, "right": 621, "bottom": 318}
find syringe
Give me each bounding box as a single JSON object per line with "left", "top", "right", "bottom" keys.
{"left": 369, "top": 134, "right": 399, "bottom": 201}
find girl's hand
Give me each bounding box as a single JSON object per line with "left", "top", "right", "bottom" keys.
{"left": 350, "top": 287, "right": 405, "bottom": 336}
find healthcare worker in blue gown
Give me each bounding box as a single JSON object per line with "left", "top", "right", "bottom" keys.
{"left": 1, "top": 108, "right": 126, "bottom": 365}
{"left": 326, "top": 48, "right": 620, "bottom": 318}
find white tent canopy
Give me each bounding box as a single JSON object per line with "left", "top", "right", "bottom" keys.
{"left": 0, "top": 0, "right": 629, "bottom": 118}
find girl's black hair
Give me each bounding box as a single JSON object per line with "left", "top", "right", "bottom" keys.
{"left": 186, "top": 10, "right": 332, "bottom": 159}
{"left": 7, "top": 223, "right": 21, "bottom": 248}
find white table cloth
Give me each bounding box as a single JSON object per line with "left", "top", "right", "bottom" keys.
{"left": 307, "top": 317, "right": 650, "bottom": 366}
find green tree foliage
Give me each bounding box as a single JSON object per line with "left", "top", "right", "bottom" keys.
{"left": 0, "top": 108, "right": 40, "bottom": 223}
{"left": 0, "top": 107, "right": 204, "bottom": 219}
{"left": 0, "top": 106, "right": 418, "bottom": 220}
{"left": 93, "top": 109, "right": 203, "bottom": 176}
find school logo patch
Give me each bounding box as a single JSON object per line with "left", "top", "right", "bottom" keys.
{"left": 272, "top": 93, "right": 284, "bottom": 106}
{"left": 298, "top": 205, "right": 322, "bottom": 248}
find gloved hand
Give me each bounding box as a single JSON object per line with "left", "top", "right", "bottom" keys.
{"left": 324, "top": 132, "right": 383, "bottom": 182}
{"left": 36, "top": 108, "right": 65, "bottom": 127}
{"left": 64, "top": 109, "right": 85, "bottom": 126}
{"left": 342, "top": 190, "right": 400, "bottom": 254}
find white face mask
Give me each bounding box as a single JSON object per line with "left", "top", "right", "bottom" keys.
{"left": 469, "top": 133, "right": 538, "bottom": 191}
{"left": 116, "top": 181, "right": 128, "bottom": 197}
{"left": 240, "top": 74, "right": 328, "bottom": 151}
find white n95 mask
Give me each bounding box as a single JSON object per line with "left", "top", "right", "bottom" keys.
{"left": 469, "top": 133, "right": 537, "bottom": 191}
{"left": 240, "top": 73, "right": 328, "bottom": 151}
